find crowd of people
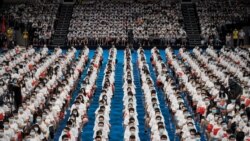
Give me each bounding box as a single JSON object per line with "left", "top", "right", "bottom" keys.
{"left": 92, "top": 47, "right": 117, "bottom": 140}
{"left": 123, "top": 47, "right": 140, "bottom": 140}
{"left": 137, "top": 47, "right": 170, "bottom": 140}
{"left": 226, "top": 28, "right": 247, "bottom": 48}
{"left": 151, "top": 46, "right": 250, "bottom": 140}
{"left": 67, "top": 0, "right": 187, "bottom": 47}
{"left": 58, "top": 47, "right": 103, "bottom": 141}
{"left": 0, "top": 0, "right": 250, "bottom": 140}
{"left": 2, "top": 3, "right": 59, "bottom": 46}
{"left": 1, "top": 0, "right": 249, "bottom": 48}
{"left": 197, "top": 0, "right": 249, "bottom": 46}
{"left": 0, "top": 45, "right": 91, "bottom": 140}
{"left": 151, "top": 47, "right": 202, "bottom": 140}
{"left": 0, "top": 44, "right": 250, "bottom": 140}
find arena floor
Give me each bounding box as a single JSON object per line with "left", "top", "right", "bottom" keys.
{"left": 51, "top": 49, "right": 206, "bottom": 141}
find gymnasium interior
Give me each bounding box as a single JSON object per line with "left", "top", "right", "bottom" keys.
{"left": 0, "top": 0, "right": 250, "bottom": 140}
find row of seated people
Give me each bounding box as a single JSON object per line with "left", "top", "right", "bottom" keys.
{"left": 92, "top": 46, "right": 117, "bottom": 140}
{"left": 189, "top": 47, "right": 249, "bottom": 140}
{"left": 0, "top": 46, "right": 89, "bottom": 140}
{"left": 137, "top": 47, "right": 169, "bottom": 140}
{"left": 187, "top": 46, "right": 249, "bottom": 140}
{"left": 58, "top": 46, "right": 104, "bottom": 141}
{"left": 1, "top": 46, "right": 59, "bottom": 139}
{"left": 204, "top": 47, "right": 249, "bottom": 86}
{"left": 123, "top": 47, "right": 140, "bottom": 140}
{"left": 0, "top": 46, "right": 44, "bottom": 77}
{"left": 196, "top": 0, "right": 248, "bottom": 46}
{"left": 3, "top": 3, "right": 59, "bottom": 45}
{"left": 67, "top": 0, "right": 186, "bottom": 47}
{"left": 217, "top": 48, "right": 249, "bottom": 82}
{"left": 152, "top": 46, "right": 249, "bottom": 140}
{"left": 151, "top": 47, "right": 202, "bottom": 141}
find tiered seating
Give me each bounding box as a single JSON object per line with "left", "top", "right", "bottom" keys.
{"left": 68, "top": 3, "right": 128, "bottom": 46}
{"left": 68, "top": 0, "right": 186, "bottom": 46}
{"left": 92, "top": 47, "right": 117, "bottom": 140}
{"left": 123, "top": 47, "right": 140, "bottom": 140}
{"left": 137, "top": 47, "right": 170, "bottom": 141}
{"left": 4, "top": 3, "right": 59, "bottom": 45}
{"left": 131, "top": 2, "right": 185, "bottom": 46}
{"left": 196, "top": 0, "right": 248, "bottom": 45}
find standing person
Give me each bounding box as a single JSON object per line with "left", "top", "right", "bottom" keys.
{"left": 23, "top": 30, "right": 29, "bottom": 47}
{"left": 248, "top": 29, "right": 250, "bottom": 45}
{"left": 225, "top": 33, "right": 232, "bottom": 47}
{"left": 238, "top": 29, "right": 245, "bottom": 47}
{"left": 233, "top": 29, "right": 238, "bottom": 47}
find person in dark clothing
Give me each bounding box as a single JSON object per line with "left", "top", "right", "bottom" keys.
{"left": 236, "top": 131, "right": 245, "bottom": 141}
{"left": 9, "top": 79, "right": 22, "bottom": 112}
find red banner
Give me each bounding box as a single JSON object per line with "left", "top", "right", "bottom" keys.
{"left": 1, "top": 16, "right": 6, "bottom": 33}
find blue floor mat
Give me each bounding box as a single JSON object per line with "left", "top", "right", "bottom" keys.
{"left": 132, "top": 51, "right": 150, "bottom": 141}
{"left": 81, "top": 50, "right": 109, "bottom": 140}
{"left": 144, "top": 50, "right": 178, "bottom": 141}
{"left": 180, "top": 93, "right": 207, "bottom": 141}
{"left": 52, "top": 48, "right": 206, "bottom": 141}
{"left": 167, "top": 49, "right": 207, "bottom": 141}
{"left": 54, "top": 50, "right": 94, "bottom": 140}
{"left": 109, "top": 50, "right": 124, "bottom": 140}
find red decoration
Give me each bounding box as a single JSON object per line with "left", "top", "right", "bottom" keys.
{"left": 197, "top": 107, "right": 205, "bottom": 115}
{"left": 1, "top": 16, "right": 6, "bottom": 33}
{"left": 213, "top": 128, "right": 221, "bottom": 135}
{"left": 207, "top": 123, "right": 213, "bottom": 132}
{"left": 245, "top": 98, "right": 250, "bottom": 107}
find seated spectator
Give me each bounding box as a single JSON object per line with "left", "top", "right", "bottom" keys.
{"left": 3, "top": 3, "right": 59, "bottom": 46}
{"left": 196, "top": 0, "right": 248, "bottom": 46}
{"left": 68, "top": 0, "right": 186, "bottom": 47}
